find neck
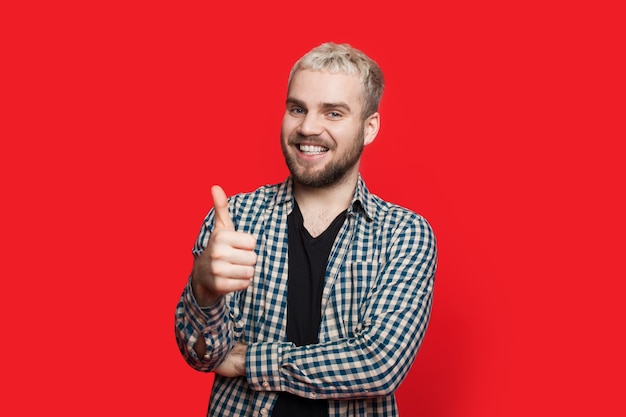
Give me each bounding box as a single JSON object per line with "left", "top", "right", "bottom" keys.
{"left": 292, "top": 172, "right": 358, "bottom": 237}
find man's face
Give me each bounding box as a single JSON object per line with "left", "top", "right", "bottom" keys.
{"left": 281, "top": 69, "right": 379, "bottom": 188}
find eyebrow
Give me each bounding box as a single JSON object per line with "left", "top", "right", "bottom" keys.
{"left": 286, "top": 97, "right": 353, "bottom": 114}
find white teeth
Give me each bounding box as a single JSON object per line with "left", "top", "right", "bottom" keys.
{"left": 299, "top": 144, "right": 328, "bottom": 154}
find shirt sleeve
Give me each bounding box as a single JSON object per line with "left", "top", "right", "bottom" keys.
{"left": 174, "top": 210, "right": 237, "bottom": 372}
{"left": 245, "top": 213, "right": 437, "bottom": 400}
{"left": 174, "top": 278, "right": 235, "bottom": 372}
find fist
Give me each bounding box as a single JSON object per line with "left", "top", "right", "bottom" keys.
{"left": 192, "top": 185, "right": 257, "bottom": 306}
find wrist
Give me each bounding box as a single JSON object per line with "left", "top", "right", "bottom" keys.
{"left": 235, "top": 343, "right": 247, "bottom": 376}
{"left": 191, "top": 275, "right": 219, "bottom": 307}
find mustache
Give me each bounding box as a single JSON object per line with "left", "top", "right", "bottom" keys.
{"left": 288, "top": 134, "right": 332, "bottom": 148}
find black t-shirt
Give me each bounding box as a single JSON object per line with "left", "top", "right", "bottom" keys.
{"left": 271, "top": 201, "right": 347, "bottom": 417}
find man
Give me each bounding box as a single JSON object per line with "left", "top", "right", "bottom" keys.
{"left": 175, "top": 42, "right": 437, "bottom": 417}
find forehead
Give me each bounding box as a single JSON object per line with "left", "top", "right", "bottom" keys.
{"left": 288, "top": 69, "right": 364, "bottom": 111}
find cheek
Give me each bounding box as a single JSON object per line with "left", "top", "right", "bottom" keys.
{"left": 281, "top": 116, "right": 295, "bottom": 138}
{"left": 331, "top": 126, "right": 360, "bottom": 145}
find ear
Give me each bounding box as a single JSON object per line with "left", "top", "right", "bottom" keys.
{"left": 363, "top": 112, "right": 380, "bottom": 146}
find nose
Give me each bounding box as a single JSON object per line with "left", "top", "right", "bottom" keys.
{"left": 297, "top": 112, "right": 323, "bottom": 137}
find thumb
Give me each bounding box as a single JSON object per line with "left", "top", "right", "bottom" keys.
{"left": 211, "top": 185, "right": 235, "bottom": 231}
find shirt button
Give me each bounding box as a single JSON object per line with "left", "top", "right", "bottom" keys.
{"left": 262, "top": 381, "right": 270, "bottom": 389}
{"left": 309, "top": 392, "right": 317, "bottom": 399}
{"left": 260, "top": 408, "right": 268, "bottom": 415}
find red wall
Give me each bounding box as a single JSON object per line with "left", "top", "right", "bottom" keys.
{"left": 2, "top": 1, "right": 624, "bottom": 416}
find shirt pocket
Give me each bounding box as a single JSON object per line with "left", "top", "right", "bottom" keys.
{"left": 339, "top": 261, "right": 379, "bottom": 337}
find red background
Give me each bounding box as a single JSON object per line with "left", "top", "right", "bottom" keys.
{"left": 2, "top": 1, "right": 624, "bottom": 416}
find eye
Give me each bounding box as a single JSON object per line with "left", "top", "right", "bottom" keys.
{"left": 327, "top": 111, "right": 343, "bottom": 119}
{"left": 289, "top": 106, "right": 305, "bottom": 115}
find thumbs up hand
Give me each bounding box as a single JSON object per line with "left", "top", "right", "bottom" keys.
{"left": 191, "top": 185, "right": 257, "bottom": 307}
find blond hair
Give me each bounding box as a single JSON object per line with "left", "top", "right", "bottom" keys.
{"left": 288, "top": 42, "right": 384, "bottom": 119}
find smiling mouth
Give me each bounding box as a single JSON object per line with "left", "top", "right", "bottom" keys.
{"left": 297, "top": 144, "right": 329, "bottom": 155}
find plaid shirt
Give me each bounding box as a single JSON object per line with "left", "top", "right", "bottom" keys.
{"left": 175, "top": 176, "right": 437, "bottom": 416}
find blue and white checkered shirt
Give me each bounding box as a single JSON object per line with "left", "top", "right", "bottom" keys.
{"left": 175, "top": 176, "right": 437, "bottom": 416}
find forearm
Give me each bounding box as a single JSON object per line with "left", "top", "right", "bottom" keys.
{"left": 246, "top": 291, "right": 433, "bottom": 399}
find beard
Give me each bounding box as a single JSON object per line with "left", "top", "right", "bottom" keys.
{"left": 282, "top": 129, "right": 365, "bottom": 188}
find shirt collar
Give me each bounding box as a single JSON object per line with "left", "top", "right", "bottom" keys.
{"left": 350, "top": 174, "right": 375, "bottom": 222}
{"left": 272, "top": 174, "right": 375, "bottom": 222}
